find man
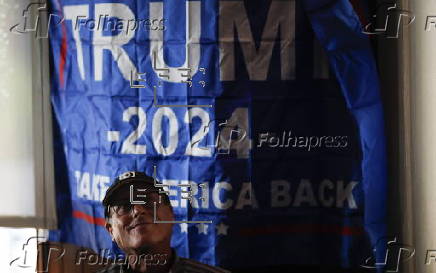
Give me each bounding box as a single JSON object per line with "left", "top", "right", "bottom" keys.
{"left": 98, "top": 171, "right": 230, "bottom": 273}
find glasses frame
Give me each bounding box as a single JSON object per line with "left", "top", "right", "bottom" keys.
{"left": 106, "top": 192, "right": 170, "bottom": 219}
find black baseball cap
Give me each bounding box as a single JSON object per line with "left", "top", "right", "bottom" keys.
{"left": 102, "top": 171, "right": 159, "bottom": 207}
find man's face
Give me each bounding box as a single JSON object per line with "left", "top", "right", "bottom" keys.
{"left": 105, "top": 185, "right": 174, "bottom": 253}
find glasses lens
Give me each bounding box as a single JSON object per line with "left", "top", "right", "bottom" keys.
{"left": 110, "top": 194, "right": 166, "bottom": 216}
{"left": 114, "top": 204, "right": 133, "bottom": 216}
{"left": 112, "top": 202, "right": 157, "bottom": 216}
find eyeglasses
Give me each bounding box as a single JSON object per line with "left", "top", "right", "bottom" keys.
{"left": 111, "top": 203, "right": 147, "bottom": 216}
{"left": 108, "top": 196, "right": 168, "bottom": 217}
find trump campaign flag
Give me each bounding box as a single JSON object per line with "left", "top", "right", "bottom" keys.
{"left": 47, "top": 0, "right": 387, "bottom": 269}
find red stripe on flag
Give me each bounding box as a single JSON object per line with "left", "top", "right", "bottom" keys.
{"left": 73, "top": 210, "right": 106, "bottom": 227}
{"left": 59, "top": 22, "right": 67, "bottom": 87}
{"left": 72, "top": 209, "right": 363, "bottom": 236}
{"left": 239, "top": 224, "right": 364, "bottom": 236}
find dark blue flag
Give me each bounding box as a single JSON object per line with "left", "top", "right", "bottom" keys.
{"left": 48, "top": 0, "right": 386, "bottom": 269}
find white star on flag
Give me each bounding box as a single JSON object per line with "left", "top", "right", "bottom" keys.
{"left": 216, "top": 222, "right": 229, "bottom": 235}
{"left": 196, "top": 223, "right": 208, "bottom": 235}
{"left": 180, "top": 223, "right": 188, "bottom": 233}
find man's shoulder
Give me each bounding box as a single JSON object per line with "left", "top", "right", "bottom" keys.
{"left": 176, "top": 257, "right": 231, "bottom": 273}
